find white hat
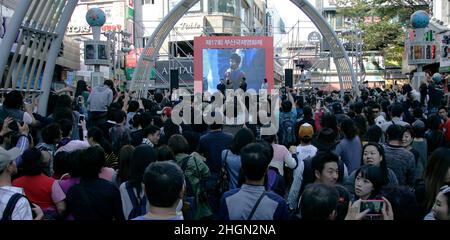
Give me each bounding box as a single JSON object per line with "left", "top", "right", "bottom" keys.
{"left": 0, "top": 147, "right": 21, "bottom": 172}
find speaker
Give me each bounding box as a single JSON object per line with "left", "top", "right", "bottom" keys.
{"left": 285, "top": 69, "right": 293, "bottom": 88}
{"left": 170, "top": 69, "right": 179, "bottom": 90}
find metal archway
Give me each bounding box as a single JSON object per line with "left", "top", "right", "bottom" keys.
{"left": 131, "top": 0, "right": 359, "bottom": 97}
{"left": 0, "top": 0, "right": 79, "bottom": 115}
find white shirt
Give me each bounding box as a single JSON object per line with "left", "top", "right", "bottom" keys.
{"left": 0, "top": 186, "right": 33, "bottom": 220}
{"left": 286, "top": 144, "right": 318, "bottom": 209}
{"left": 23, "top": 112, "right": 33, "bottom": 125}
{"left": 296, "top": 145, "right": 318, "bottom": 161}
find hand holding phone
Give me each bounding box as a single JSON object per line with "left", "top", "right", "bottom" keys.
{"left": 79, "top": 115, "right": 85, "bottom": 126}
{"left": 360, "top": 200, "right": 384, "bottom": 216}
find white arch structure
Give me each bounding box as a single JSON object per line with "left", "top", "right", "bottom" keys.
{"left": 0, "top": 0, "right": 78, "bottom": 115}
{"left": 130, "top": 0, "right": 359, "bottom": 97}
{"left": 0, "top": 0, "right": 358, "bottom": 116}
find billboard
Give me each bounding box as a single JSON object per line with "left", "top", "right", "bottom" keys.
{"left": 406, "top": 28, "right": 438, "bottom": 65}
{"left": 84, "top": 40, "right": 111, "bottom": 66}
{"left": 67, "top": 1, "right": 126, "bottom": 36}
{"left": 194, "top": 36, "right": 274, "bottom": 93}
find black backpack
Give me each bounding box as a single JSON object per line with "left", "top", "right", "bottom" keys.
{"left": 125, "top": 182, "right": 148, "bottom": 220}
{"left": 179, "top": 155, "right": 200, "bottom": 220}
{"left": 1, "top": 193, "right": 33, "bottom": 221}
{"left": 279, "top": 112, "right": 296, "bottom": 147}
{"left": 216, "top": 150, "right": 231, "bottom": 195}
{"left": 180, "top": 156, "right": 197, "bottom": 198}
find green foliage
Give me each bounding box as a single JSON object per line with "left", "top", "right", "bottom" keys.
{"left": 335, "top": 0, "right": 430, "bottom": 66}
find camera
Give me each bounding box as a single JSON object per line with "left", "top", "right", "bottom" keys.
{"left": 360, "top": 200, "right": 384, "bottom": 216}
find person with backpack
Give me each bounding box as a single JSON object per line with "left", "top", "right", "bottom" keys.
{"left": 278, "top": 98, "right": 297, "bottom": 147}
{"left": 119, "top": 145, "right": 156, "bottom": 220}
{"left": 222, "top": 128, "right": 255, "bottom": 190}
{"left": 132, "top": 161, "right": 185, "bottom": 220}
{"left": 218, "top": 143, "right": 289, "bottom": 220}
{"left": 287, "top": 123, "right": 317, "bottom": 211}
{"left": 261, "top": 134, "right": 297, "bottom": 178}
{"left": 168, "top": 134, "right": 212, "bottom": 220}
{"left": 258, "top": 140, "right": 287, "bottom": 198}
{"left": 198, "top": 122, "right": 233, "bottom": 215}
{"left": 0, "top": 146, "right": 43, "bottom": 220}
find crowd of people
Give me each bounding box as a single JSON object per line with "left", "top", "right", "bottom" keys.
{"left": 0, "top": 72, "right": 450, "bottom": 221}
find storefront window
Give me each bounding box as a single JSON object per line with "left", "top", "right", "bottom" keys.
{"left": 208, "top": 0, "right": 239, "bottom": 16}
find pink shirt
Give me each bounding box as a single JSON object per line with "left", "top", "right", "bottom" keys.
{"left": 269, "top": 144, "right": 296, "bottom": 176}
{"left": 99, "top": 167, "right": 115, "bottom": 182}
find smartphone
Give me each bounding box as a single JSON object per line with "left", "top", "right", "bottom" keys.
{"left": 360, "top": 200, "right": 384, "bottom": 216}
{"left": 79, "top": 115, "right": 85, "bottom": 125}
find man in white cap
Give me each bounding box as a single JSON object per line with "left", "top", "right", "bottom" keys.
{"left": 0, "top": 146, "right": 43, "bottom": 220}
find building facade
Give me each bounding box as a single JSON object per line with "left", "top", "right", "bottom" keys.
{"left": 1, "top": 1, "right": 80, "bottom": 90}
{"left": 134, "top": 0, "right": 271, "bottom": 88}
{"left": 67, "top": 0, "right": 134, "bottom": 84}
{"left": 312, "top": 0, "right": 384, "bottom": 89}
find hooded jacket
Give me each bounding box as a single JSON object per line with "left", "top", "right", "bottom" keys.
{"left": 88, "top": 85, "right": 113, "bottom": 112}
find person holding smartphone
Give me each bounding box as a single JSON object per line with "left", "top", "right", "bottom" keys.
{"left": 345, "top": 165, "right": 390, "bottom": 220}
{"left": 345, "top": 197, "right": 394, "bottom": 220}
{"left": 353, "top": 165, "right": 386, "bottom": 201}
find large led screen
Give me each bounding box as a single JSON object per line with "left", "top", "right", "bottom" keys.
{"left": 194, "top": 36, "right": 274, "bottom": 93}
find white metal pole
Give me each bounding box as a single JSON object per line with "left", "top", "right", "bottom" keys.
{"left": 0, "top": 0, "right": 33, "bottom": 84}
{"left": 38, "top": 0, "right": 79, "bottom": 115}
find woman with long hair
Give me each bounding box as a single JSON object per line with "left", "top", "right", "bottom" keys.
{"left": 87, "top": 127, "right": 118, "bottom": 174}
{"left": 112, "top": 145, "right": 135, "bottom": 187}
{"left": 74, "top": 80, "right": 89, "bottom": 113}
{"left": 65, "top": 146, "right": 124, "bottom": 220}
{"left": 52, "top": 95, "right": 81, "bottom": 140}
{"left": 222, "top": 128, "right": 256, "bottom": 190}
{"left": 168, "top": 134, "right": 211, "bottom": 219}
{"left": 335, "top": 119, "right": 362, "bottom": 173}
{"left": 343, "top": 142, "right": 398, "bottom": 195}
{"left": 353, "top": 165, "right": 387, "bottom": 200}
{"left": 417, "top": 148, "right": 450, "bottom": 218}
{"left": 119, "top": 145, "right": 156, "bottom": 220}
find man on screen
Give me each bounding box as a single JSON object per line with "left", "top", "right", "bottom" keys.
{"left": 217, "top": 79, "right": 226, "bottom": 96}
{"left": 224, "top": 53, "right": 245, "bottom": 90}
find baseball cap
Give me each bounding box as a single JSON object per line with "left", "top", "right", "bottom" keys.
{"left": 0, "top": 147, "right": 21, "bottom": 172}
{"left": 299, "top": 123, "right": 314, "bottom": 139}
{"left": 157, "top": 107, "right": 172, "bottom": 118}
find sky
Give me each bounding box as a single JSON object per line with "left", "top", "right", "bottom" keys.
{"left": 271, "top": 0, "right": 320, "bottom": 43}
{"left": 273, "top": 0, "right": 310, "bottom": 28}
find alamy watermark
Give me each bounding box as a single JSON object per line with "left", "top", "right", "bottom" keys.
{"left": 172, "top": 88, "right": 282, "bottom": 136}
